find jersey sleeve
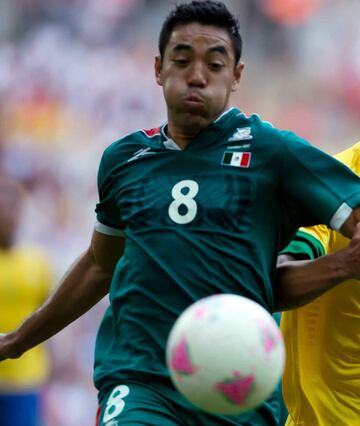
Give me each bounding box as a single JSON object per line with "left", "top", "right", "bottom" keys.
{"left": 95, "top": 146, "right": 125, "bottom": 236}
{"left": 280, "top": 132, "right": 360, "bottom": 231}
{"left": 280, "top": 226, "right": 330, "bottom": 260}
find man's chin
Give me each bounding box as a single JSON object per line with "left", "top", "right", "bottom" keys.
{"left": 180, "top": 106, "right": 211, "bottom": 122}
{"left": 178, "top": 112, "right": 212, "bottom": 131}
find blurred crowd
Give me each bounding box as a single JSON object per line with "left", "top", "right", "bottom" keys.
{"left": 0, "top": 0, "right": 359, "bottom": 425}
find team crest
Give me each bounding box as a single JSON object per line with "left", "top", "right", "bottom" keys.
{"left": 228, "top": 127, "right": 253, "bottom": 142}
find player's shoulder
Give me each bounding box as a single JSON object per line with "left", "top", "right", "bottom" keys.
{"left": 231, "top": 110, "right": 275, "bottom": 131}
{"left": 237, "top": 111, "right": 275, "bottom": 130}
{"left": 334, "top": 141, "right": 360, "bottom": 173}
{"left": 233, "top": 110, "right": 308, "bottom": 151}
{"left": 101, "top": 126, "right": 162, "bottom": 165}
{"left": 235, "top": 111, "right": 294, "bottom": 138}
{"left": 105, "top": 127, "right": 162, "bottom": 154}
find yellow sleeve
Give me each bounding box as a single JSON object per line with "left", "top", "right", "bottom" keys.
{"left": 281, "top": 226, "right": 328, "bottom": 259}
{"left": 333, "top": 142, "right": 360, "bottom": 174}
{"left": 297, "top": 224, "right": 331, "bottom": 255}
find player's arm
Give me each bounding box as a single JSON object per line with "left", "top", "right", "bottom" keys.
{"left": 279, "top": 132, "right": 360, "bottom": 234}
{"left": 340, "top": 205, "right": 360, "bottom": 238}
{"left": 0, "top": 230, "right": 124, "bottom": 361}
{"left": 274, "top": 223, "right": 360, "bottom": 311}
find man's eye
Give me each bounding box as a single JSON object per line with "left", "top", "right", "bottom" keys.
{"left": 210, "top": 63, "right": 224, "bottom": 70}
{"left": 173, "top": 59, "right": 189, "bottom": 66}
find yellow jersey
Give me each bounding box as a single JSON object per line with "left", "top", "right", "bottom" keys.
{"left": 0, "top": 245, "right": 52, "bottom": 390}
{"left": 281, "top": 142, "right": 360, "bottom": 426}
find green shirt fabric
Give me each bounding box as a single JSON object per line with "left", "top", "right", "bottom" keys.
{"left": 93, "top": 108, "right": 360, "bottom": 420}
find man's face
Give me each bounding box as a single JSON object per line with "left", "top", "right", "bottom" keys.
{"left": 155, "top": 23, "right": 244, "bottom": 131}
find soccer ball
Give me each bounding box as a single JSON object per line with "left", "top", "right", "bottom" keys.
{"left": 166, "top": 294, "right": 285, "bottom": 416}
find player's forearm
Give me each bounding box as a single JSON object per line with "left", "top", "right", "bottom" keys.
{"left": 2, "top": 249, "right": 112, "bottom": 359}
{"left": 340, "top": 208, "right": 360, "bottom": 238}
{"left": 274, "top": 251, "right": 351, "bottom": 311}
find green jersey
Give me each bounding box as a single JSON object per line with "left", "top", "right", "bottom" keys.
{"left": 93, "top": 108, "right": 360, "bottom": 412}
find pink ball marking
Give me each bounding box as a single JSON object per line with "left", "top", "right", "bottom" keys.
{"left": 257, "top": 318, "right": 279, "bottom": 353}
{"left": 215, "top": 371, "right": 255, "bottom": 405}
{"left": 171, "top": 337, "right": 197, "bottom": 375}
{"left": 194, "top": 306, "right": 208, "bottom": 319}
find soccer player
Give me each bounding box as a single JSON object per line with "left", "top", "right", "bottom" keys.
{"left": 0, "top": 179, "right": 52, "bottom": 426}
{"left": 276, "top": 142, "right": 360, "bottom": 426}
{"left": 0, "top": 2, "right": 360, "bottom": 425}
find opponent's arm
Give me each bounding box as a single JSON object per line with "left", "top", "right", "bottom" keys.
{"left": 0, "top": 230, "right": 125, "bottom": 360}
{"left": 274, "top": 223, "right": 360, "bottom": 311}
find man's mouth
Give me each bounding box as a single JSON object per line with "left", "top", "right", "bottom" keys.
{"left": 184, "top": 94, "right": 205, "bottom": 104}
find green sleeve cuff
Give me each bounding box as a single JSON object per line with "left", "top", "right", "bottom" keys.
{"left": 280, "top": 230, "right": 326, "bottom": 260}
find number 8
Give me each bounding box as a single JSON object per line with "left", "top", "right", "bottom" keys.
{"left": 168, "top": 180, "right": 199, "bottom": 224}
{"left": 103, "top": 385, "right": 129, "bottom": 423}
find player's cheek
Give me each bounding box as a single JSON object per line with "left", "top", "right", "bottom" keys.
{"left": 164, "top": 81, "right": 184, "bottom": 105}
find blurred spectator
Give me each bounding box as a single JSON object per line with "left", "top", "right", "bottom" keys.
{"left": 261, "top": 0, "right": 324, "bottom": 26}
{"left": 0, "top": 178, "right": 53, "bottom": 426}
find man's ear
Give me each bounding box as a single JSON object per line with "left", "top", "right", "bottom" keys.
{"left": 231, "top": 62, "right": 245, "bottom": 92}
{"left": 155, "top": 56, "right": 163, "bottom": 86}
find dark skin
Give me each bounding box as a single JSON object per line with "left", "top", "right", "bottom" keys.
{"left": 0, "top": 188, "right": 21, "bottom": 249}
{"left": 0, "top": 23, "right": 359, "bottom": 360}
{"left": 275, "top": 223, "right": 360, "bottom": 311}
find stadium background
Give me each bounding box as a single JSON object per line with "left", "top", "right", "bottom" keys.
{"left": 0, "top": 0, "right": 359, "bottom": 424}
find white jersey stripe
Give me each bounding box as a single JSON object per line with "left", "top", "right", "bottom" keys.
{"left": 94, "top": 221, "right": 125, "bottom": 236}
{"left": 329, "top": 202, "right": 353, "bottom": 231}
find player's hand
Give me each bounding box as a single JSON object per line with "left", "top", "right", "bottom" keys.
{"left": 0, "top": 333, "right": 19, "bottom": 361}
{"left": 339, "top": 222, "right": 360, "bottom": 280}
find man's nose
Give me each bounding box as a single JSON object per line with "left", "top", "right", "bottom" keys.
{"left": 187, "top": 63, "right": 207, "bottom": 88}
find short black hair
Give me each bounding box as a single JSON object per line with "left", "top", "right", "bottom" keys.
{"left": 159, "top": 1, "right": 242, "bottom": 64}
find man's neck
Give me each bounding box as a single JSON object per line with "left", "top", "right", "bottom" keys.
{"left": 166, "top": 109, "right": 228, "bottom": 149}
{"left": 166, "top": 124, "right": 199, "bottom": 150}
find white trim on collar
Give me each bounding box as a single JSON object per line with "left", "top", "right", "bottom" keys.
{"left": 161, "top": 124, "right": 181, "bottom": 150}
{"left": 214, "top": 107, "right": 236, "bottom": 123}
{"left": 163, "top": 139, "right": 181, "bottom": 151}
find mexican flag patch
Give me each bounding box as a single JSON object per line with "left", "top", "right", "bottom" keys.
{"left": 222, "top": 151, "right": 251, "bottom": 168}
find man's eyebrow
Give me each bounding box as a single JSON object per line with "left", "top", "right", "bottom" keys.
{"left": 171, "top": 43, "right": 193, "bottom": 53}
{"left": 208, "top": 45, "right": 229, "bottom": 57}
{"left": 171, "top": 44, "right": 230, "bottom": 56}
